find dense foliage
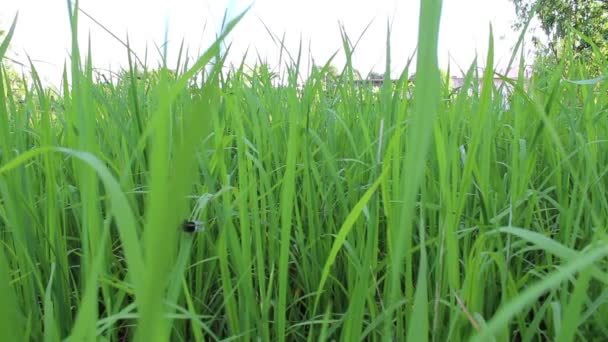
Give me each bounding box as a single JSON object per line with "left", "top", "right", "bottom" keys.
{"left": 1, "top": 1, "right": 608, "bottom": 341}
{"left": 510, "top": 0, "right": 608, "bottom": 62}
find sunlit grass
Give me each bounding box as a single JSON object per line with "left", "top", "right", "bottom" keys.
{"left": 1, "top": 0, "right": 608, "bottom": 341}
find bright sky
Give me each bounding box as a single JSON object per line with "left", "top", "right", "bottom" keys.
{"left": 1, "top": 0, "right": 533, "bottom": 87}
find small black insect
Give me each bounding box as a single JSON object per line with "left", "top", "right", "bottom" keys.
{"left": 182, "top": 220, "right": 204, "bottom": 233}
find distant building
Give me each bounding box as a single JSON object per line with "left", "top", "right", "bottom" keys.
{"left": 450, "top": 66, "right": 532, "bottom": 91}
{"left": 349, "top": 67, "right": 531, "bottom": 98}
{"left": 351, "top": 74, "right": 414, "bottom": 89}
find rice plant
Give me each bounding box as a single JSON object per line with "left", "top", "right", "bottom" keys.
{"left": 1, "top": 0, "right": 607, "bottom": 340}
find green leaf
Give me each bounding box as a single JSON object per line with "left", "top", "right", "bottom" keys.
{"left": 0, "top": 13, "right": 18, "bottom": 61}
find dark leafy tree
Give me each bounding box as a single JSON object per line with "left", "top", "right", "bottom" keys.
{"left": 510, "top": 0, "right": 608, "bottom": 59}
{"left": 366, "top": 71, "right": 384, "bottom": 80}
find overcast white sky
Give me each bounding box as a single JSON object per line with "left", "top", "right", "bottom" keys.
{"left": 1, "top": 0, "right": 533, "bottom": 86}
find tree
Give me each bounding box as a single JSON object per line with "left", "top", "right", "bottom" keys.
{"left": 510, "top": 0, "right": 608, "bottom": 60}
{"left": 366, "top": 71, "right": 384, "bottom": 80}
{"left": 326, "top": 65, "right": 340, "bottom": 79}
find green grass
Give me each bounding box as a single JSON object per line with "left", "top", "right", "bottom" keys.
{"left": 2, "top": 0, "right": 608, "bottom": 340}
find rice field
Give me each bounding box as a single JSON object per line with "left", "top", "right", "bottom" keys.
{"left": 1, "top": 0, "right": 608, "bottom": 341}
